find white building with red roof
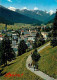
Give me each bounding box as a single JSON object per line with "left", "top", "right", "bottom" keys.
{"left": 0, "top": 35, "right": 3, "bottom": 41}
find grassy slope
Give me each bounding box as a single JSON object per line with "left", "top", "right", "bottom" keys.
{"left": 0, "top": 23, "right": 36, "bottom": 30}
{"left": 38, "top": 45, "right": 57, "bottom": 78}
{"left": 0, "top": 51, "right": 43, "bottom": 80}
{"left": 0, "top": 42, "right": 57, "bottom": 79}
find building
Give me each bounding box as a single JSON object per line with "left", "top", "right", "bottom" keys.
{"left": 0, "top": 35, "right": 3, "bottom": 41}
{"left": 41, "top": 32, "right": 48, "bottom": 40}
{"left": 28, "top": 36, "right": 35, "bottom": 42}
{"left": 12, "top": 34, "right": 18, "bottom": 40}
{"left": 0, "top": 35, "right": 3, "bottom": 44}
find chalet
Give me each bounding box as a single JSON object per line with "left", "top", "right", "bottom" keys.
{"left": 21, "top": 30, "right": 24, "bottom": 35}
{"left": 7, "top": 32, "right": 12, "bottom": 37}
{"left": 28, "top": 36, "right": 35, "bottom": 42}
{"left": 26, "top": 42, "right": 30, "bottom": 47}
{"left": 0, "top": 35, "right": 3, "bottom": 41}
{"left": 12, "top": 44, "right": 18, "bottom": 56}
{"left": 13, "top": 48, "right": 18, "bottom": 56}
{"left": 11, "top": 31, "right": 15, "bottom": 33}
{"left": 12, "top": 34, "right": 18, "bottom": 40}
{"left": 0, "top": 33, "right": 1, "bottom": 34}
{"left": 29, "top": 29, "right": 37, "bottom": 33}
{"left": 41, "top": 32, "right": 48, "bottom": 40}
{"left": 26, "top": 42, "right": 32, "bottom": 49}
{"left": 12, "top": 40, "right": 16, "bottom": 47}
{"left": 18, "top": 38, "right": 22, "bottom": 43}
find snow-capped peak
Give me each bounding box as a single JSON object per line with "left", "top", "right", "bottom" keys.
{"left": 8, "top": 7, "right": 16, "bottom": 11}
{"left": 49, "top": 10, "right": 54, "bottom": 15}
{"left": 34, "top": 7, "right": 38, "bottom": 10}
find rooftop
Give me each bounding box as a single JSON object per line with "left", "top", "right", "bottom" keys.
{"left": 0, "top": 35, "right": 3, "bottom": 37}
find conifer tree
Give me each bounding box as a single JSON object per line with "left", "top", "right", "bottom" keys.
{"left": 51, "top": 9, "right": 57, "bottom": 47}
{"left": 31, "top": 49, "right": 40, "bottom": 62}
{"left": 18, "top": 40, "right": 28, "bottom": 56}
{"left": 33, "top": 31, "right": 45, "bottom": 48}
{"left": 1, "top": 34, "right": 15, "bottom": 66}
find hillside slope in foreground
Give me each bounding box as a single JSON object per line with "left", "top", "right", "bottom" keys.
{"left": 38, "top": 45, "right": 57, "bottom": 78}
{"left": 0, "top": 50, "right": 43, "bottom": 80}
{"left": 0, "top": 43, "right": 57, "bottom": 80}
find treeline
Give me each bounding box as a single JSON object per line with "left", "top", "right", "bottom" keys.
{"left": 42, "top": 26, "right": 52, "bottom": 32}
{"left": 33, "top": 27, "right": 45, "bottom": 49}
{"left": 0, "top": 35, "right": 15, "bottom": 66}
{"left": 51, "top": 10, "right": 57, "bottom": 47}
{"left": 0, "top": 34, "right": 28, "bottom": 66}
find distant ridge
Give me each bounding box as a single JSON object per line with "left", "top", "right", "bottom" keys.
{"left": 0, "top": 5, "right": 42, "bottom": 25}
{"left": 15, "top": 9, "right": 55, "bottom": 23}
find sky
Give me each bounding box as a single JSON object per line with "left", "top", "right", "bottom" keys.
{"left": 0, "top": 0, "right": 57, "bottom": 12}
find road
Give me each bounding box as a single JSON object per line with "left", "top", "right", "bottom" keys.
{"left": 26, "top": 42, "right": 57, "bottom": 80}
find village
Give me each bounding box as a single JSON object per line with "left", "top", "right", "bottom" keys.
{"left": 0, "top": 25, "right": 51, "bottom": 56}
{"left": 0, "top": 1, "right": 57, "bottom": 80}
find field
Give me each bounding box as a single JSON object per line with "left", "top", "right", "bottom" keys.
{"left": 38, "top": 45, "right": 57, "bottom": 78}
{"left": 0, "top": 40, "right": 57, "bottom": 80}
{"left": 0, "top": 23, "right": 37, "bottom": 30}
{"left": 0, "top": 50, "right": 43, "bottom": 80}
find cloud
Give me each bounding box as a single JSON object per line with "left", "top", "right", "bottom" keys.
{"left": 8, "top": 7, "right": 16, "bottom": 11}
{"left": 34, "top": 7, "right": 38, "bottom": 10}
{"left": 49, "top": 10, "right": 54, "bottom": 15}
{"left": 8, "top": 0, "right": 12, "bottom": 2}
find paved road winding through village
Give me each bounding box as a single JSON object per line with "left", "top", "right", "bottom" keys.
{"left": 26, "top": 43, "right": 57, "bottom": 80}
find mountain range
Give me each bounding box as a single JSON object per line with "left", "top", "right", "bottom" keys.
{"left": 15, "top": 9, "right": 55, "bottom": 23}
{"left": 0, "top": 5, "right": 42, "bottom": 25}
{"left": 0, "top": 5, "right": 56, "bottom": 25}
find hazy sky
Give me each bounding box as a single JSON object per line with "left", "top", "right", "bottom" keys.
{"left": 0, "top": 0, "right": 57, "bottom": 11}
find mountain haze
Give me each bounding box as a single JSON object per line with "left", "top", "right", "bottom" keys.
{"left": 0, "top": 5, "right": 42, "bottom": 25}
{"left": 15, "top": 9, "right": 55, "bottom": 23}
